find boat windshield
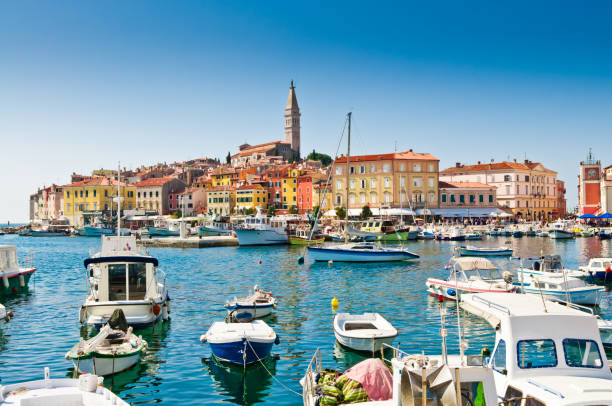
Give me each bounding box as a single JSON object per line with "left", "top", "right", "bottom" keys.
{"left": 480, "top": 268, "right": 504, "bottom": 281}
{"left": 563, "top": 339, "right": 603, "bottom": 368}
{"left": 517, "top": 339, "right": 557, "bottom": 369}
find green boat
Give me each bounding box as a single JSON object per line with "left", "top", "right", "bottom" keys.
{"left": 0, "top": 245, "right": 36, "bottom": 295}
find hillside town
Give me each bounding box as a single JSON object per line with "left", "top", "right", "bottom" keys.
{"left": 28, "top": 82, "right": 572, "bottom": 227}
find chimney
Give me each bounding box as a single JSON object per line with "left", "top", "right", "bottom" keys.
{"left": 477, "top": 161, "right": 481, "bottom": 165}
{"left": 455, "top": 162, "right": 461, "bottom": 168}
{"left": 513, "top": 158, "right": 517, "bottom": 163}
{"left": 408, "top": 149, "right": 413, "bottom": 152}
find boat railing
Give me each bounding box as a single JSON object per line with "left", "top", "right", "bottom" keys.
{"left": 471, "top": 294, "right": 511, "bottom": 315}
{"left": 380, "top": 343, "right": 411, "bottom": 364}
{"left": 19, "top": 252, "right": 35, "bottom": 269}
{"left": 303, "top": 348, "right": 322, "bottom": 401}
{"left": 551, "top": 298, "right": 595, "bottom": 314}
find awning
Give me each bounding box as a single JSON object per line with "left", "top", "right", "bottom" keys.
{"left": 323, "top": 208, "right": 416, "bottom": 217}
{"left": 419, "top": 208, "right": 507, "bottom": 217}
{"left": 579, "top": 213, "right": 597, "bottom": 219}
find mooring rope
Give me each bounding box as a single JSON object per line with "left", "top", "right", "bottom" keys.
{"left": 245, "top": 338, "right": 302, "bottom": 397}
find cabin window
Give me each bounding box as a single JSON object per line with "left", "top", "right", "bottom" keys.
{"left": 504, "top": 386, "right": 523, "bottom": 406}
{"left": 592, "top": 262, "right": 602, "bottom": 268}
{"left": 492, "top": 339, "right": 506, "bottom": 373}
{"left": 128, "top": 263, "right": 147, "bottom": 300}
{"left": 525, "top": 397, "right": 546, "bottom": 406}
{"left": 108, "top": 264, "right": 127, "bottom": 301}
{"left": 563, "top": 339, "right": 603, "bottom": 368}
{"left": 517, "top": 339, "right": 557, "bottom": 369}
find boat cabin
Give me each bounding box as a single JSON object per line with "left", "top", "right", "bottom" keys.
{"left": 0, "top": 245, "right": 19, "bottom": 272}
{"left": 450, "top": 257, "right": 505, "bottom": 282}
{"left": 360, "top": 220, "right": 395, "bottom": 234}
{"left": 462, "top": 293, "right": 612, "bottom": 405}
{"left": 526, "top": 255, "right": 564, "bottom": 273}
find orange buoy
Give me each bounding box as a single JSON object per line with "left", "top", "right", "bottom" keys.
{"left": 153, "top": 304, "right": 161, "bottom": 316}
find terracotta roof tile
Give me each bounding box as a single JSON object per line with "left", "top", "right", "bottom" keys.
{"left": 132, "top": 176, "right": 179, "bottom": 187}
{"left": 335, "top": 150, "right": 438, "bottom": 163}
{"left": 439, "top": 181, "right": 496, "bottom": 189}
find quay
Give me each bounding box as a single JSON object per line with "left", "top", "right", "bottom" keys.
{"left": 136, "top": 235, "right": 238, "bottom": 248}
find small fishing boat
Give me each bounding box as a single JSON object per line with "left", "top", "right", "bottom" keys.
{"left": 200, "top": 320, "right": 279, "bottom": 365}
{"left": 549, "top": 220, "right": 575, "bottom": 239}
{"left": 578, "top": 258, "right": 612, "bottom": 282}
{"left": 519, "top": 273, "right": 604, "bottom": 306}
{"left": 288, "top": 227, "right": 324, "bottom": 245}
{"left": 465, "top": 232, "right": 482, "bottom": 240}
{"left": 83, "top": 225, "right": 115, "bottom": 237}
{"left": 426, "top": 256, "right": 515, "bottom": 301}
{"left": 234, "top": 211, "right": 289, "bottom": 246}
{"left": 66, "top": 311, "right": 147, "bottom": 376}
{"left": 0, "top": 245, "right": 36, "bottom": 295}
{"left": 225, "top": 285, "right": 277, "bottom": 319}
{"left": 0, "top": 367, "right": 129, "bottom": 405}
{"left": 147, "top": 226, "right": 179, "bottom": 237}
{"left": 333, "top": 313, "right": 398, "bottom": 353}
{"left": 512, "top": 230, "right": 523, "bottom": 238}
{"left": 308, "top": 243, "right": 419, "bottom": 262}
{"left": 516, "top": 254, "right": 584, "bottom": 279}
{"left": 599, "top": 229, "right": 612, "bottom": 240}
{"left": 456, "top": 245, "right": 513, "bottom": 257}
{"left": 417, "top": 230, "right": 435, "bottom": 240}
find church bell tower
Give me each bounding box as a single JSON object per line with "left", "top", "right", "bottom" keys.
{"left": 284, "top": 81, "right": 301, "bottom": 158}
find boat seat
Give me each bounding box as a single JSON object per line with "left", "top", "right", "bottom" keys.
{"left": 344, "top": 322, "right": 377, "bottom": 331}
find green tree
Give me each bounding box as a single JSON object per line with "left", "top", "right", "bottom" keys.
{"left": 267, "top": 207, "right": 276, "bottom": 217}
{"left": 244, "top": 207, "right": 255, "bottom": 216}
{"left": 307, "top": 149, "right": 333, "bottom": 167}
{"left": 360, "top": 205, "right": 373, "bottom": 220}
{"left": 288, "top": 205, "right": 298, "bottom": 214}
{"left": 335, "top": 206, "right": 346, "bottom": 220}
{"left": 311, "top": 205, "right": 320, "bottom": 218}
{"left": 226, "top": 152, "right": 231, "bottom": 164}
{"left": 171, "top": 210, "right": 183, "bottom": 219}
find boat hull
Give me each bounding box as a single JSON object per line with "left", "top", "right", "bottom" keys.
{"left": 82, "top": 299, "right": 169, "bottom": 328}
{"left": 426, "top": 278, "right": 512, "bottom": 301}
{"left": 288, "top": 236, "right": 325, "bottom": 245}
{"left": 234, "top": 229, "right": 288, "bottom": 246}
{"left": 83, "top": 226, "right": 114, "bottom": 237}
{"left": 30, "top": 231, "right": 69, "bottom": 237}
{"left": 307, "top": 246, "right": 419, "bottom": 262}
{"left": 209, "top": 339, "right": 273, "bottom": 365}
{"left": 226, "top": 303, "right": 274, "bottom": 319}
{"left": 549, "top": 230, "right": 574, "bottom": 239}
{"left": 334, "top": 332, "right": 396, "bottom": 353}
{"left": 69, "top": 351, "right": 142, "bottom": 376}
{"left": 522, "top": 288, "right": 602, "bottom": 306}
{"left": 0, "top": 268, "right": 35, "bottom": 294}
{"left": 379, "top": 231, "right": 418, "bottom": 241}
{"left": 457, "top": 248, "right": 513, "bottom": 257}
{"left": 147, "top": 227, "right": 179, "bottom": 237}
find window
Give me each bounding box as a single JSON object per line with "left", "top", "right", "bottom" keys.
{"left": 505, "top": 185, "right": 510, "bottom": 195}
{"left": 370, "top": 192, "right": 377, "bottom": 204}
{"left": 85, "top": 190, "right": 88, "bottom": 198}
{"left": 383, "top": 163, "right": 391, "bottom": 172}
{"left": 469, "top": 194, "right": 475, "bottom": 203}
{"left": 459, "top": 195, "right": 465, "bottom": 203}
{"left": 517, "top": 339, "right": 557, "bottom": 369}
{"left": 489, "top": 194, "right": 493, "bottom": 203}
{"left": 400, "top": 177, "right": 405, "bottom": 187}
{"left": 128, "top": 263, "right": 147, "bottom": 300}
{"left": 563, "top": 339, "right": 603, "bottom": 368}
{"left": 108, "top": 264, "right": 127, "bottom": 301}
{"left": 93, "top": 203, "right": 97, "bottom": 211}
{"left": 156, "top": 191, "right": 159, "bottom": 197}
{"left": 492, "top": 339, "right": 506, "bottom": 373}
{"left": 450, "top": 195, "right": 456, "bottom": 203}
{"left": 66, "top": 203, "right": 70, "bottom": 212}
{"left": 350, "top": 166, "right": 355, "bottom": 174}
{"left": 442, "top": 194, "right": 447, "bottom": 203}
{"left": 399, "top": 163, "right": 405, "bottom": 171}
{"left": 93, "top": 190, "right": 97, "bottom": 197}
{"left": 428, "top": 177, "right": 434, "bottom": 187}
{"left": 359, "top": 165, "right": 365, "bottom": 174}
{"left": 400, "top": 192, "right": 406, "bottom": 202}
{"left": 413, "top": 178, "right": 422, "bottom": 187}
{"left": 360, "top": 193, "right": 366, "bottom": 204}
{"left": 413, "top": 163, "right": 421, "bottom": 172}
{"left": 336, "top": 195, "right": 342, "bottom": 205}
{"left": 504, "top": 175, "right": 511, "bottom": 181}
{"left": 361, "top": 179, "right": 366, "bottom": 188}
{"left": 350, "top": 179, "right": 355, "bottom": 189}
{"left": 80, "top": 190, "right": 83, "bottom": 198}
{"left": 370, "top": 165, "right": 376, "bottom": 173}
{"left": 371, "top": 179, "right": 376, "bottom": 188}
{"left": 149, "top": 191, "right": 153, "bottom": 198}
{"left": 479, "top": 195, "right": 484, "bottom": 203}
{"left": 428, "top": 163, "right": 434, "bottom": 172}
{"left": 384, "top": 177, "right": 390, "bottom": 187}
{"left": 336, "top": 180, "right": 342, "bottom": 190}
{"left": 67, "top": 191, "right": 70, "bottom": 198}
{"left": 384, "top": 192, "right": 390, "bottom": 203}
{"left": 105, "top": 190, "right": 108, "bottom": 197}
{"left": 349, "top": 194, "right": 355, "bottom": 204}
{"left": 428, "top": 192, "right": 435, "bottom": 203}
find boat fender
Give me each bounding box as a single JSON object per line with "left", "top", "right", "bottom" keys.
{"left": 298, "top": 256, "right": 305, "bottom": 264}
{"left": 79, "top": 306, "right": 87, "bottom": 324}
{"left": 331, "top": 297, "right": 339, "bottom": 309}
{"left": 328, "top": 260, "right": 333, "bottom": 266}
{"left": 19, "top": 274, "right": 25, "bottom": 287}
{"left": 12, "top": 287, "right": 17, "bottom": 293}
{"left": 166, "top": 297, "right": 171, "bottom": 314}
{"left": 446, "top": 289, "right": 456, "bottom": 297}
{"left": 200, "top": 334, "right": 207, "bottom": 343}
{"left": 152, "top": 304, "right": 161, "bottom": 316}
{"left": 274, "top": 336, "right": 280, "bottom": 345}
{"left": 258, "top": 259, "right": 262, "bottom": 264}
{"left": 2, "top": 275, "right": 8, "bottom": 288}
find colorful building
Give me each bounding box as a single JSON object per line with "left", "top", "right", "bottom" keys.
{"left": 438, "top": 182, "right": 497, "bottom": 210}
{"left": 332, "top": 150, "right": 439, "bottom": 213}
{"left": 235, "top": 184, "right": 268, "bottom": 213}
{"left": 178, "top": 187, "right": 208, "bottom": 216}
{"left": 262, "top": 165, "right": 290, "bottom": 208}
{"left": 441, "top": 160, "right": 558, "bottom": 220}
{"left": 132, "top": 177, "right": 186, "bottom": 215}
{"left": 312, "top": 181, "right": 332, "bottom": 215}
{"left": 555, "top": 180, "right": 567, "bottom": 217}
{"left": 281, "top": 167, "right": 300, "bottom": 209}
{"left": 207, "top": 187, "right": 236, "bottom": 216}
{"left": 578, "top": 151, "right": 602, "bottom": 216}
{"left": 63, "top": 177, "right": 136, "bottom": 226}
{"left": 297, "top": 173, "right": 313, "bottom": 213}
{"left": 211, "top": 167, "right": 238, "bottom": 187}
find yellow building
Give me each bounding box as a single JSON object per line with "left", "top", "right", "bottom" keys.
{"left": 281, "top": 168, "right": 300, "bottom": 209}
{"left": 211, "top": 167, "right": 238, "bottom": 187}
{"left": 207, "top": 187, "right": 236, "bottom": 216}
{"left": 235, "top": 184, "right": 268, "bottom": 213}
{"left": 312, "top": 181, "right": 332, "bottom": 214}
{"left": 332, "top": 151, "right": 439, "bottom": 212}
{"left": 63, "top": 177, "right": 136, "bottom": 226}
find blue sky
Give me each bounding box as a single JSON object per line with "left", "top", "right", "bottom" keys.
{"left": 2, "top": 1, "right": 612, "bottom": 221}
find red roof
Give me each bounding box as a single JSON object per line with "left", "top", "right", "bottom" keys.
{"left": 132, "top": 176, "right": 178, "bottom": 187}
{"left": 237, "top": 184, "right": 265, "bottom": 190}
{"left": 440, "top": 161, "right": 550, "bottom": 174}
{"left": 231, "top": 141, "right": 289, "bottom": 158}
{"left": 335, "top": 150, "right": 438, "bottom": 163}
{"left": 64, "top": 177, "right": 128, "bottom": 188}
{"left": 439, "top": 181, "right": 496, "bottom": 189}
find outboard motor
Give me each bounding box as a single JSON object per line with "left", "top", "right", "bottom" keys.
{"left": 107, "top": 308, "right": 129, "bottom": 332}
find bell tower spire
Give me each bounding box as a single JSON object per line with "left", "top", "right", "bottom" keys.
{"left": 285, "top": 80, "right": 300, "bottom": 158}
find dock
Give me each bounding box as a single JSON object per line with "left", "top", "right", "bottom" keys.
{"left": 136, "top": 235, "right": 238, "bottom": 248}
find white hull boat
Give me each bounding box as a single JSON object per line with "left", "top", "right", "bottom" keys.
{"left": 234, "top": 228, "right": 288, "bottom": 245}
{"left": 457, "top": 245, "right": 513, "bottom": 256}
{"left": 333, "top": 313, "right": 397, "bottom": 352}
{"left": 308, "top": 243, "right": 419, "bottom": 262}
{"left": 0, "top": 368, "right": 129, "bottom": 405}
{"left": 520, "top": 273, "right": 604, "bottom": 305}
{"left": 225, "top": 285, "right": 277, "bottom": 320}
{"left": 66, "top": 320, "right": 147, "bottom": 376}
{"left": 550, "top": 229, "right": 574, "bottom": 239}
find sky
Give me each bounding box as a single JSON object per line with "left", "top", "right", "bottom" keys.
{"left": 1, "top": 1, "right": 612, "bottom": 221}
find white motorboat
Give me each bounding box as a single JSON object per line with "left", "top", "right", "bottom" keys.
{"left": 549, "top": 220, "right": 575, "bottom": 239}
{"left": 461, "top": 293, "right": 612, "bottom": 405}
{"left": 225, "top": 285, "right": 277, "bottom": 319}
{"left": 0, "top": 367, "right": 128, "bottom": 405}
{"left": 333, "top": 312, "right": 398, "bottom": 352}
{"left": 308, "top": 242, "right": 419, "bottom": 262}
{"left": 516, "top": 254, "right": 584, "bottom": 279}
{"left": 200, "top": 320, "right": 279, "bottom": 365}
{"left": 0, "top": 245, "right": 36, "bottom": 295}
{"left": 66, "top": 312, "right": 147, "bottom": 376}
{"left": 519, "top": 272, "right": 604, "bottom": 306}
{"left": 578, "top": 257, "right": 612, "bottom": 282}
{"left": 426, "top": 256, "right": 515, "bottom": 301}
{"left": 234, "top": 211, "right": 289, "bottom": 246}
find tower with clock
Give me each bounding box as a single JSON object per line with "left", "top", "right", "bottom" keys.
{"left": 578, "top": 149, "right": 601, "bottom": 216}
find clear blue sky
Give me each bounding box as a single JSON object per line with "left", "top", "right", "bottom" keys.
{"left": 2, "top": 1, "right": 612, "bottom": 221}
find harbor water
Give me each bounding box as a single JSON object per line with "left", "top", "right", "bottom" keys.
{"left": 0, "top": 234, "right": 611, "bottom": 405}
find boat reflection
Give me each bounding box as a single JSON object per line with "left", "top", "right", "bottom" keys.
{"left": 332, "top": 340, "right": 393, "bottom": 369}
{"left": 202, "top": 354, "right": 278, "bottom": 405}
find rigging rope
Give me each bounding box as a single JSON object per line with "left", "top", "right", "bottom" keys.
{"left": 245, "top": 338, "right": 302, "bottom": 397}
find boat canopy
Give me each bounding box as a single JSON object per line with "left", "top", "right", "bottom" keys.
{"left": 84, "top": 256, "right": 158, "bottom": 268}
{"left": 451, "top": 256, "right": 497, "bottom": 271}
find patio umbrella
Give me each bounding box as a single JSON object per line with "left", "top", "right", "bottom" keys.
{"left": 499, "top": 212, "right": 513, "bottom": 218}
{"left": 488, "top": 212, "right": 499, "bottom": 217}
{"left": 597, "top": 213, "right": 612, "bottom": 219}
{"left": 579, "top": 213, "right": 597, "bottom": 219}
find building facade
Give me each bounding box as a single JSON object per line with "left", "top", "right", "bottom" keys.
{"left": 235, "top": 184, "right": 268, "bottom": 213}
{"left": 578, "top": 151, "right": 602, "bottom": 216}
{"left": 178, "top": 187, "right": 208, "bottom": 216}
{"left": 133, "top": 177, "right": 186, "bottom": 215}
{"left": 600, "top": 166, "right": 612, "bottom": 215}
{"left": 438, "top": 182, "right": 497, "bottom": 208}
{"left": 30, "top": 184, "right": 64, "bottom": 221}
{"left": 440, "top": 160, "right": 558, "bottom": 220}
{"left": 332, "top": 151, "right": 439, "bottom": 212}
{"left": 556, "top": 180, "right": 567, "bottom": 217}
{"left": 207, "top": 187, "right": 236, "bottom": 216}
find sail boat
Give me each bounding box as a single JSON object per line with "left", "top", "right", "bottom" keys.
{"left": 307, "top": 113, "right": 419, "bottom": 262}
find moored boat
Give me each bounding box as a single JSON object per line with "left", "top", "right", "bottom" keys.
{"left": 288, "top": 227, "right": 324, "bottom": 245}
{"left": 0, "top": 245, "right": 36, "bottom": 295}
{"left": 200, "top": 320, "right": 278, "bottom": 365}
{"left": 308, "top": 243, "right": 419, "bottom": 262}
{"left": 234, "top": 212, "right": 289, "bottom": 246}
{"left": 578, "top": 258, "right": 612, "bottom": 282}
{"left": 519, "top": 273, "right": 604, "bottom": 305}
{"left": 66, "top": 311, "right": 147, "bottom": 376}
{"left": 333, "top": 312, "right": 397, "bottom": 353}
{"left": 457, "top": 245, "right": 513, "bottom": 257}
{"left": 83, "top": 225, "right": 114, "bottom": 237}
{"left": 225, "top": 285, "right": 277, "bottom": 319}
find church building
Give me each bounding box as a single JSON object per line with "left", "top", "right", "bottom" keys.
{"left": 231, "top": 82, "right": 301, "bottom": 167}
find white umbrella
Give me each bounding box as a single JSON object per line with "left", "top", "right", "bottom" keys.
{"left": 488, "top": 212, "right": 499, "bottom": 217}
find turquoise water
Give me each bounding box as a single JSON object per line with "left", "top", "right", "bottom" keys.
{"left": 0, "top": 234, "right": 611, "bottom": 405}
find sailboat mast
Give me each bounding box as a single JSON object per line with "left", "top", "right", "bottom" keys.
{"left": 344, "top": 112, "right": 351, "bottom": 244}
{"left": 117, "top": 162, "right": 121, "bottom": 237}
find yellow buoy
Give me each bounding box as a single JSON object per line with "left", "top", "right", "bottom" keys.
{"left": 331, "top": 297, "right": 339, "bottom": 308}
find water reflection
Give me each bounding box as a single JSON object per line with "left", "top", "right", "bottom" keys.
{"left": 202, "top": 355, "right": 278, "bottom": 405}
